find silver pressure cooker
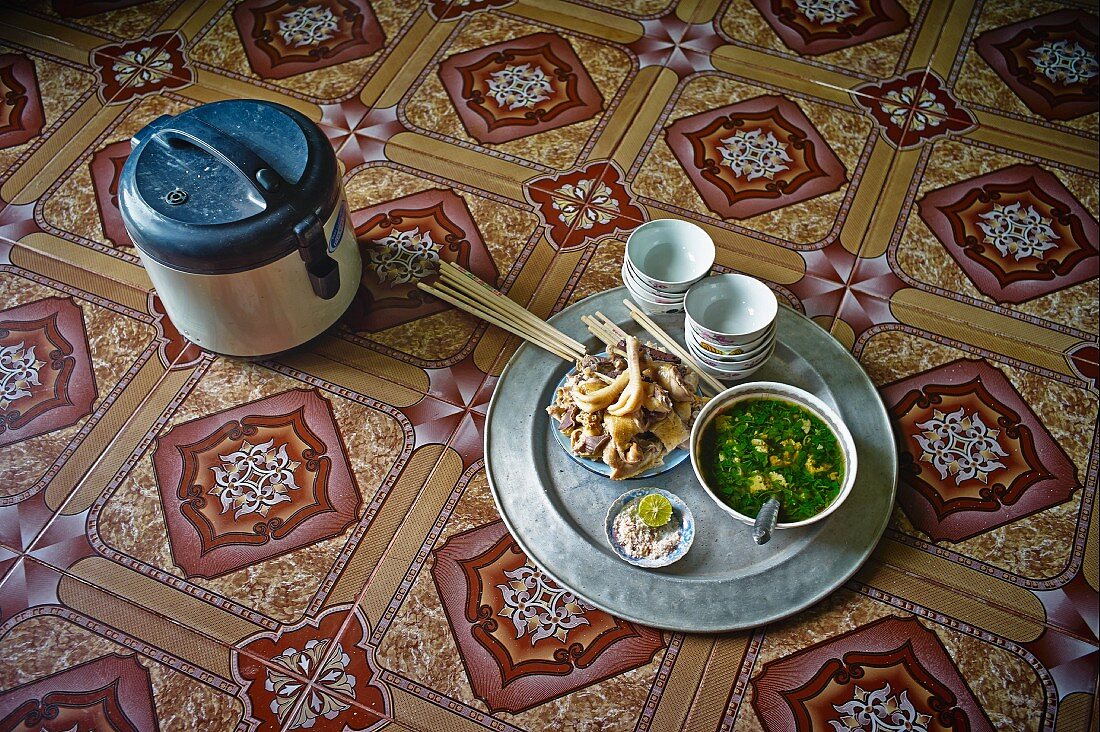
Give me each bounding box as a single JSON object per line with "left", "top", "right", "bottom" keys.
{"left": 119, "top": 99, "right": 362, "bottom": 357}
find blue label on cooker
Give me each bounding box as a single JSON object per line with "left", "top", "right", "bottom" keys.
{"left": 328, "top": 204, "right": 346, "bottom": 254}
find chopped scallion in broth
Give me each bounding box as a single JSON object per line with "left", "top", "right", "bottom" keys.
{"left": 702, "top": 398, "right": 843, "bottom": 523}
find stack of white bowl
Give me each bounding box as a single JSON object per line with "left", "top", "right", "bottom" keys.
{"left": 622, "top": 219, "right": 715, "bottom": 313}
{"left": 683, "top": 273, "right": 778, "bottom": 381}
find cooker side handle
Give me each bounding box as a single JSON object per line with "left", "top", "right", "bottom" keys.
{"left": 295, "top": 214, "right": 340, "bottom": 300}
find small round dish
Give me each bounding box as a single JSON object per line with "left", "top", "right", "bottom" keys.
{"left": 624, "top": 287, "right": 685, "bottom": 315}
{"left": 684, "top": 274, "right": 778, "bottom": 343}
{"left": 692, "top": 338, "right": 773, "bottom": 364}
{"left": 605, "top": 488, "right": 694, "bottom": 568}
{"left": 625, "top": 219, "right": 715, "bottom": 290}
{"left": 688, "top": 356, "right": 769, "bottom": 383}
{"left": 622, "top": 263, "right": 685, "bottom": 305}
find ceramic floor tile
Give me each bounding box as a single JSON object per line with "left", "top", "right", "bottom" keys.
{"left": 0, "top": 545, "right": 18, "bottom": 586}
{"left": 20, "top": 333, "right": 484, "bottom": 652}
{"left": 177, "top": 0, "right": 441, "bottom": 108}
{"left": 334, "top": 154, "right": 560, "bottom": 380}
{"left": 843, "top": 117, "right": 1098, "bottom": 352}
{"left": 0, "top": 0, "right": 194, "bottom": 50}
{"left": 0, "top": 237, "right": 182, "bottom": 559}
{"left": 348, "top": 458, "right": 672, "bottom": 731}
{"left": 231, "top": 601, "right": 394, "bottom": 731}
{"left": 831, "top": 287, "right": 1098, "bottom": 638}
{"left": 921, "top": 0, "right": 1099, "bottom": 142}
{"left": 586, "top": 49, "right": 906, "bottom": 330}
{"left": 0, "top": 31, "right": 181, "bottom": 256}
{"left": 7, "top": 338, "right": 471, "bottom": 723}
{"left": 738, "top": 579, "right": 1088, "bottom": 731}
{"left": 0, "top": 5, "right": 195, "bottom": 155}
{"left": 386, "top": 11, "right": 642, "bottom": 177}
{"left": 229, "top": 440, "right": 480, "bottom": 730}
{"left": 0, "top": 62, "right": 214, "bottom": 300}
{"left": 617, "top": 60, "right": 887, "bottom": 253}
{"left": 224, "top": 428, "right": 486, "bottom": 728}
{"left": 710, "top": 0, "right": 951, "bottom": 85}
{"left": 0, "top": 546, "right": 397, "bottom": 732}
{"left": 0, "top": 556, "right": 278, "bottom": 731}
{"left": 538, "top": 82, "right": 883, "bottom": 333}
{"left": 0, "top": 41, "right": 107, "bottom": 197}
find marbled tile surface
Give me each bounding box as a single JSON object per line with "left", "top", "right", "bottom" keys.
{"left": 0, "top": 0, "right": 1096, "bottom": 730}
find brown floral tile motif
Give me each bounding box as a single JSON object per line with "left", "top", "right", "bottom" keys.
{"left": 0, "top": 54, "right": 45, "bottom": 150}
{"left": 975, "top": 9, "right": 1099, "bottom": 122}
{"left": 430, "top": 521, "right": 665, "bottom": 713}
{"left": 0, "top": 653, "right": 158, "bottom": 730}
{"left": 90, "top": 31, "right": 194, "bottom": 104}
{"left": 852, "top": 71, "right": 977, "bottom": 150}
{"left": 344, "top": 188, "right": 499, "bottom": 332}
{"left": 51, "top": 0, "right": 151, "bottom": 17}
{"left": 525, "top": 161, "right": 646, "bottom": 250}
{"left": 917, "top": 164, "right": 1099, "bottom": 305}
{"left": 747, "top": 0, "right": 910, "bottom": 56}
{"left": 664, "top": 95, "right": 847, "bottom": 220}
{"left": 428, "top": 0, "right": 515, "bottom": 22}
{"left": 438, "top": 32, "right": 604, "bottom": 145}
{"left": 152, "top": 388, "right": 362, "bottom": 578}
{"left": 90, "top": 140, "right": 135, "bottom": 250}
{"left": 0, "top": 297, "right": 97, "bottom": 448}
{"left": 881, "top": 358, "right": 1079, "bottom": 543}
{"left": 752, "top": 616, "right": 994, "bottom": 730}
{"left": 235, "top": 605, "right": 390, "bottom": 731}
{"left": 233, "top": 0, "right": 386, "bottom": 81}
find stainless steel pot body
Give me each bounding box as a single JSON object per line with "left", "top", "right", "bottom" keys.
{"left": 142, "top": 197, "right": 361, "bottom": 356}
{"left": 120, "top": 99, "right": 362, "bottom": 357}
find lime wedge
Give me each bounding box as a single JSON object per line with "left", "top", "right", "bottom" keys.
{"left": 638, "top": 493, "right": 673, "bottom": 528}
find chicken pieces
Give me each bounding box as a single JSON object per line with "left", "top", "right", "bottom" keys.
{"left": 547, "top": 335, "right": 705, "bottom": 479}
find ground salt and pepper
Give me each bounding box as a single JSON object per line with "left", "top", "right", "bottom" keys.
{"left": 613, "top": 502, "right": 681, "bottom": 560}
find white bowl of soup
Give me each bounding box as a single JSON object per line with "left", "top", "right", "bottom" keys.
{"left": 689, "top": 382, "right": 857, "bottom": 529}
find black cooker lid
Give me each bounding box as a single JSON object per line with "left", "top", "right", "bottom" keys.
{"left": 119, "top": 99, "right": 339, "bottom": 274}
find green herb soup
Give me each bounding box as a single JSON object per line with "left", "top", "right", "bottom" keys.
{"left": 702, "top": 398, "right": 844, "bottom": 523}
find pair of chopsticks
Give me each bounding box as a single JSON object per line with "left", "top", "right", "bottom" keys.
{"left": 581, "top": 311, "right": 628, "bottom": 348}
{"left": 585, "top": 305, "right": 724, "bottom": 397}
{"left": 415, "top": 263, "right": 723, "bottom": 396}
{"left": 416, "top": 261, "right": 586, "bottom": 362}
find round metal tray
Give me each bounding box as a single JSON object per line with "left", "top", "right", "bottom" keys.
{"left": 485, "top": 288, "right": 896, "bottom": 632}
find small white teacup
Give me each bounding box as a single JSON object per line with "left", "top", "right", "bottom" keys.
{"left": 625, "top": 219, "right": 715, "bottom": 293}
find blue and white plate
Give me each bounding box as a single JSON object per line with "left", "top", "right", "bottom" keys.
{"left": 549, "top": 366, "right": 689, "bottom": 479}
{"left": 604, "top": 488, "right": 694, "bottom": 568}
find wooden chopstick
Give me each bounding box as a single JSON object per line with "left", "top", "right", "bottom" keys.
{"left": 622, "top": 299, "right": 724, "bottom": 397}
{"left": 438, "top": 262, "right": 586, "bottom": 357}
{"left": 435, "top": 272, "right": 581, "bottom": 359}
{"left": 581, "top": 315, "right": 618, "bottom": 348}
{"left": 416, "top": 279, "right": 579, "bottom": 362}
{"left": 593, "top": 311, "right": 629, "bottom": 343}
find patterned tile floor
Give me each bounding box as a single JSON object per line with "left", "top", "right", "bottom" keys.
{"left": 0, "top": 0, "right": 1096, "bottom": 730}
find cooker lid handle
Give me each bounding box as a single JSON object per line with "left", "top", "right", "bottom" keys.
{"left": 295, "top": 214, "right": 340, "bottom": 300}
{"left": 146, "top": 115, "right": 288, "bottom": 204}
